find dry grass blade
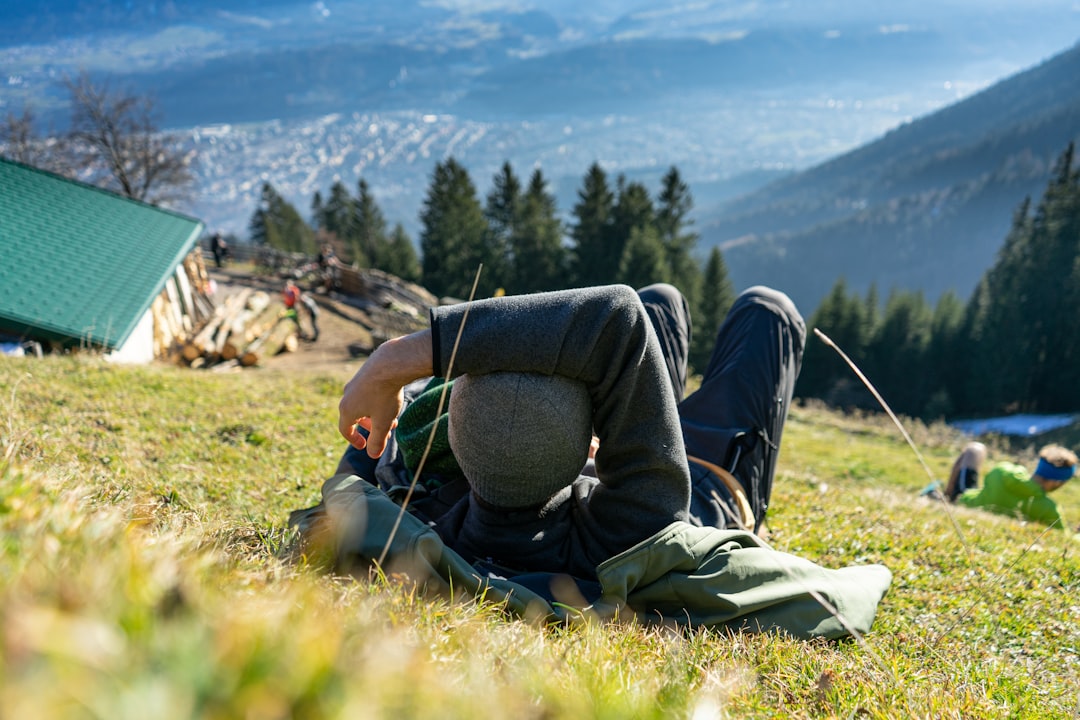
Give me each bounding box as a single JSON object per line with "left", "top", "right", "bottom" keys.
{"left": 376, "top": 264, "right": 484, "bottom": 568}
{"left": 813, "top": 327, "right": 974, "bottom": 560}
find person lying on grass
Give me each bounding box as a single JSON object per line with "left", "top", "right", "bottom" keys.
{"left": 335, "top": 283, "right": 803, "bottom": 578}
{"left": 945, "top": 441, "right": 1077, "bottom": 530}
{"left": 298, "top": 282, "right": 892, "bottom": 638}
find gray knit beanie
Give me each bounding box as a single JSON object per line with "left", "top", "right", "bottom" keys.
{"left": 448, "top": 372, "right": 593, "bottom": 509}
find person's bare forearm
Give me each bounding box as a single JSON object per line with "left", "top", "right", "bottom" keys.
{"left": 338, "top": 329, "right": 433, "bottom": 457}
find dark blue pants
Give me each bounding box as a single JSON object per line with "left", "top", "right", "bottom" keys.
{"left": 947, "top": 467, "right": 979, "bottom": 502}
{"left": 638, "top": 284, "right": 806, "bottom": 532}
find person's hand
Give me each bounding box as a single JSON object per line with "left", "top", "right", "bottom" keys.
{"left": 338, "top": 330, "right": 433, "bottom": 458}
{"left": 339, "top": 371, "right": 404, "bottom": 457}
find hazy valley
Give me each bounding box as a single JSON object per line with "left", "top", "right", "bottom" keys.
{"left": 4, "top": 0, "right": 1080, "bottom": 310}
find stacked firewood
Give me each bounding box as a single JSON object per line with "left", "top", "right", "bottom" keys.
{"left": 179, "top": 288, "right": 298, "bottom": 370}
{"left": 152, "top": 249, "right": 216, "bottom": 360}
{"left": 184, "top": 248, "right": 444, "bottom": 370}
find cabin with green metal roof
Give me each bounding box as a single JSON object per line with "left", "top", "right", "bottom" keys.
{"left": 0, "top": 157, "right": 211, "bottom": 363}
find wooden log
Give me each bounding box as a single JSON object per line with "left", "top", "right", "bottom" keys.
{"left": 240, "top": 318, "right": 298, "bottom": 367}
{"left": 184, "top": 248, "right": 211, "bottom": 298}
{"left": 222, "top": 295, "right": 266, "bottom": 361}
{"left": 211, "top": 288, "right": 254, "bottom": 356}
{"left": 173, "top": 262, "right": 197, "bottom": 329}
{"left": 191, "top": 292, "right": 215, "bottom": 323}
{"left": 245, "top": 290, "right": 272, "bottom": 316}
{"left": 189, "top": 309, "right": 225, "bottom": 353}
{"left": 151, "top": 294, "right": 172, "bottom": 358}
{"left": 182, "top": 318, "right": 219, "bottom": 361}
{"left": 222, "top": 300, "right": 286, "bottom": 360}
{"left": 186, "top": 262, "right": 215, "bottom": 324}
{"left": 210, "top": 358, "right": 241, "bottom": 373}
{"left": 243, "top": 301, "right": 287, "bottom": 344}
{"left": 184, "top": 287, "right": 243, "bottom": 360}
{"left": 163, "top": 276, "right": 186, "bottom": 339}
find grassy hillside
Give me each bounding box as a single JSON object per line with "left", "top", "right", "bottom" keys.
{"left": 2, "top": 356, "right": 1079, "bottom": 718}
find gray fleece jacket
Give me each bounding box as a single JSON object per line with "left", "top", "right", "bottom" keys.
{"left": 289, "top": 284, "right": 892, "bottom": 637}
{"left": 427, "top": 284, "right": 692, "bottom": 579}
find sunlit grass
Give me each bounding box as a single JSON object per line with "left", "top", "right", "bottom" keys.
{"left": 2, "top": 356, "right": 1078, "bottom": 718}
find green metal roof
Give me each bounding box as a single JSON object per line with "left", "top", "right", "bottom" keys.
{"left": 0, "top": 158, "right": 204, "bottom": 350}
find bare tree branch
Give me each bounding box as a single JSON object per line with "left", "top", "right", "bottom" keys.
{"left": 64, "top": 71, "right": 195, "bottom": 207}
{"left": 0, "top": 109, "right": 36, "bottom": 164}
{"left": 0, "top": 108, "right": 71, "bottom": 175}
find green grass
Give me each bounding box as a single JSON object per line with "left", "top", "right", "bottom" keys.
{"left": 2, "top": 357, "right": 1079, "bottom": 719}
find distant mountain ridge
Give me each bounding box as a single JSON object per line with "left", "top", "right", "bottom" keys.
{"left": 135, "top": 27, "right": 963, "bottom": 127}
{"left": 706, "top": 40, "right": 1080, "bottom": 311}
{"left": 460, "top": 28, "right": 961, "bottom": 117}
{"left": 0, "top": 0, "right": 303, "bottom": 43}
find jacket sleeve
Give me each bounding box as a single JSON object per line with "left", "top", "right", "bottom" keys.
{"left": 998, "top": 465, "right": 1040, "bottom": 498}
{"left": 1026, "top": 495, "right": 1064, "bottom": 528}
{"left": 429, "top": 285, "right": 691, "bottom": 536}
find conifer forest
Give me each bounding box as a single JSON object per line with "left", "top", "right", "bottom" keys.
{"left": 248, "top": 143, "right": 1080, "bottom": 421}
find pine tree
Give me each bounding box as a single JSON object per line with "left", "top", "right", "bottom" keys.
{"left": 863, "top": 284, "right": 880, "bottom": 342}
{"left": 610, "top": 176, "right": 654, "bottom": 278}
{"left": 352, "top": 178, "right": 388, "bottom": 269}
{"left": 798, "top": 278, "right": 881, "bottom": 408}
{"left": 617, "top": 225, "right": 668, "bottom": 290}
{"left": 322, "top": 181, "right": 355, "bottom": 253}
{"left": 510, "top": 169, "right": 566, "bottom": 294}
{"left": 954, "top": 278, "right": 992, "bottom": 414}
{"left": 924, "top": 290, "right": 965, "bottom": 418}
{"left": 382, "top": 223, "right": 421, "bottom": 283}
{"left": 570, "top": 163, "right": 615, "bottom": 287}
{"left": 656, "top": 166, "right": 702, "bottom": 310}
{"left": 310, "top": 190, "right": 324, "bottom": 230}
{"left": 482, "top": 162, "right": 521, "bottom": 291}
{"left": 968, "top": 196, "right": 1035, "bottom": 412}
{"left": 249, "top": 183, "right": 272, "bottom": 246}
{"left": 690, "top": 246, "right": 735, "bottom": 373}
{"left": 420, "top": 158, "right": 491, "bottom": 299}
{"left": 1017, "top": 143, "right": 1079, "bottom": 410}
{"left": 249, "top": 182, "right": 314, "bottom": 254}
{"left": 864, "top": 290, "right": 932, "bottom": 416}
{"left": 1063, "top": 232, "right": 1080, "bottom": 410}
{"left": 799, "top": 278, "right": 858, "bottom": 400}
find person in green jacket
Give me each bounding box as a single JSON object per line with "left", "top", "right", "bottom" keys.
{"left": 951, "top": 443, "right": 1077, "bottom": 529}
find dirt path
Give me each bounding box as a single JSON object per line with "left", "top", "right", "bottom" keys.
{"left": 206, "top": 265, "right": 369, "bottom": 380}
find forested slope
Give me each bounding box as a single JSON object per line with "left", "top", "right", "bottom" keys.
{"left": 707, "top": 41, "right": 1080, "bottom": 311}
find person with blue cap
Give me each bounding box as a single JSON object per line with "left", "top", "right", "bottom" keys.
{"left": 952, "top": 442, "right": 1077, "bottom": 529}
